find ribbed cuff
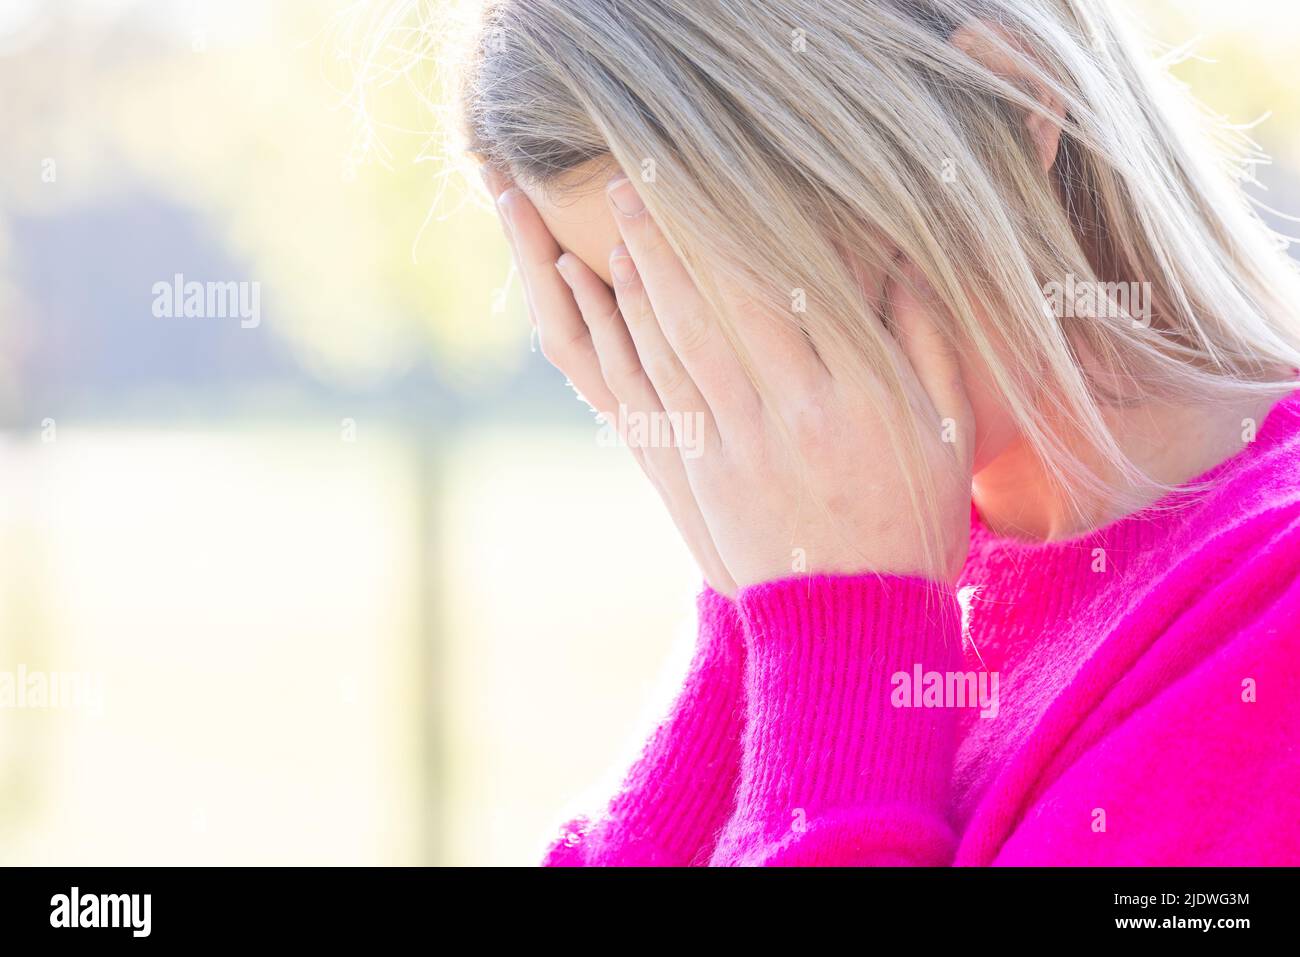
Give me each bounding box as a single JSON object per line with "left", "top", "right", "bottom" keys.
{"left": 714, "top": 574, "right": 962, "bottom": 865}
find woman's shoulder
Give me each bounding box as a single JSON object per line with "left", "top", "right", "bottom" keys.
{"left": 1112, "top": 395, "right": 1300, "bottom": 625}
{"left": 1170, "top": 390, "right": 1300, "bottom": 547}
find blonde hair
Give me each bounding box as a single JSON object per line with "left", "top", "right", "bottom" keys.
{"left": 365, "top": 0, "right": 1300, "bottom": 575}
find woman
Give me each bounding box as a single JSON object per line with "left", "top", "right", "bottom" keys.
{"left": 460, "top": 0, "right": 1300, "bottom": 864}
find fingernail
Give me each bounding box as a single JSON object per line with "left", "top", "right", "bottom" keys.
{"left": 554, "top": 253, "right": 575, "bottom": 285}
{"left": 497, "top": 189, "right": 517, "bottom": 234}
{"left": 609, "top": 250, "right": 637, "bottom": 284}
{"left": 606, "top": 176, "right": 644, "bottom": 217}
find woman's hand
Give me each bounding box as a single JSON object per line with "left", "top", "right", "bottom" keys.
{"left": 482, "top": 165, "right": 738, "bottom": 596}
{"left": 596, "top": 174, "right": 975, "bottom": 586}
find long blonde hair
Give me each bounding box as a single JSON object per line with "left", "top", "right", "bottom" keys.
{"left": 364, "top": 0, "right": 1300, "bottom": 575}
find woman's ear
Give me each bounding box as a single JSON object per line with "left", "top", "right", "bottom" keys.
{"left": 950, "top": 21, "right": 1065, "bottom": 173}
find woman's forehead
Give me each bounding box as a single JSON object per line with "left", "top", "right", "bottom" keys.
{"left": 518, "top": 164, "right": 625, "bottom": 286}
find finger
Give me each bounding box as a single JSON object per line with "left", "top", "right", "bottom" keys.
{"left": 556, "top": 252, "right": 665, "bottom": 432}
{"left": 498, "top": 188, "right": 613, "bottom": 412}
{"left": 559, "top": 252, "right": 713, "bottom": 467}
{"left": 724, "top": 284, "right": 830, "bottom": 405}
{"left": 606, "top": 176, "right": 757, "bottom": 422}
{"left": 479, "top": 162, "right": 511, "bottom": 203}
{"left": 478, "top": 164, "right": 538, "bottom": 328}
{"left": 557, "top": 252, "right": 732, "bottom": 592}
{"left": 608, "top": 244, "right": 713, "bottom": 431}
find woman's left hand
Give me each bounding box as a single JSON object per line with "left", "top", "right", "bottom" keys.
{"left": 593, "top": 174, "right": 975, "bottom": 587}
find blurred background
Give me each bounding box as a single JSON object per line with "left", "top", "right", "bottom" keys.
{"left": 0, "top": 0, "right": 1297, "bottom": 866}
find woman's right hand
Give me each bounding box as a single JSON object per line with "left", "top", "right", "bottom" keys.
{"left": 481, "top": 166, "right": 737, "bottom": 597}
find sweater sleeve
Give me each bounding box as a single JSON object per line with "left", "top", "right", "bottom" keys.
{"left": 710, "top": 574, "right": 963, "bottom": 866}
{"left": 543, "top": 587, "right": 747, "bottom": 866}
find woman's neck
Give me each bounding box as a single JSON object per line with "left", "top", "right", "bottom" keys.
{"left": 972, "top": 394, "right": 1282, "bottom": 542}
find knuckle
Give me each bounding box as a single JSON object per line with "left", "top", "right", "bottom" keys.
{"left": 644, "top": 354, "right": 687, "bottom": 396}
{"left": 668, "top": 307, "right": 712, "bottom": 357}
{"left": 787, "top": 400, "right": 836, "bottom": 457}
{"left": 538, "top": 328, "right": 582, "bottom": 372}
{"left": 538, "top": 338, "right": 563, "bottom": 368}
{"left": 602, "top": 353, "right": 644, "bottom": 393}
{"left": 643, "top": 229, "right": 670, "bottom": 261}
{"left": 632, "top": 217, "right": 669, "bottom": 259}
{"left": 585, "top": 302, "right": 618, "bottom": 333}
{"left": 620, "top": 294, "right": 652, "bottom": 331}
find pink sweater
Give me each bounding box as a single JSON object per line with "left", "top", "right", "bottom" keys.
{"left": 545, "top": 394, "right": 1300, "bottom": 866}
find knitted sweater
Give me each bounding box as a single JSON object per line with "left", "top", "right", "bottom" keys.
{"left": 545, "top": 394, "right": 1300, "bottom": 866}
